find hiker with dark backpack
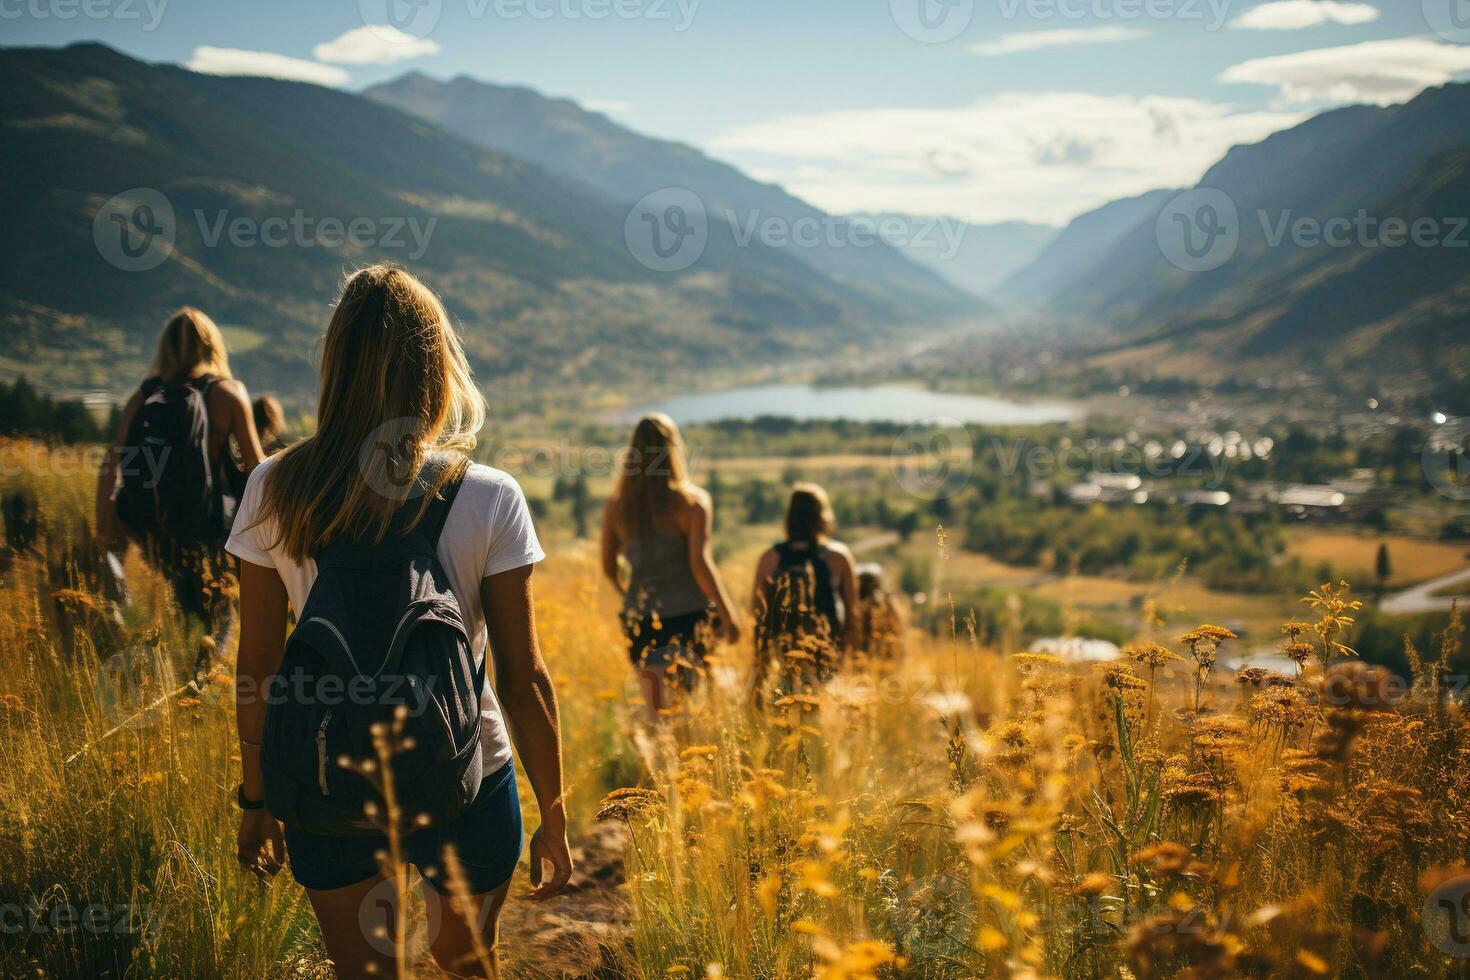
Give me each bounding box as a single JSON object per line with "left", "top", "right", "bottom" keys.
{"left": 228, "top": 266, "right": 570, "bottom": 977}
{"left": 750, "top": 483, "right": 859, "bottom": 696}
{"left": 95, "top": 308, "right": 266, "bottom": 660}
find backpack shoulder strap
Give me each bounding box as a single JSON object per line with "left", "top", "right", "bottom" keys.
{"left": 809, "top": 544, "right": 834, "bottom": 592}
{"left": 414, "top": 456, "right": 467, "bottom": 549}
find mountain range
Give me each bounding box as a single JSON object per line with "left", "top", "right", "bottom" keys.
{"left": 363, "top": 72, "right": 972, "bottom": 312}
{"left": 0, "top": 44, "right": 979, "bottom": 400}
{"left": 996, "top": 83, "right": 1470, "bottom": 401}
{"left": 366, "top": 75, "right": 1064, "bottom": 302}
{"left": 5, "top": 42, "right": 1468, "bottom": 405}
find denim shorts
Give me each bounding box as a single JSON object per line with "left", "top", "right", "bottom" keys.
{"left": 624, "top": 609, "right": 712, "bottom": 673}
{"left": 285, "top": 761, "right": 522, "bottom": 895}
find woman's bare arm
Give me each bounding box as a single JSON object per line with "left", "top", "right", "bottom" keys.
{"left": 235, "top": 558, "right": 290, "bottom": 877}
{"left": 750, "top": 548, "right": 778, "bottom": 617}
{"left": 684, "top": 489, "right": 741, "bottom": 641}
{"left": 94, "top": 391, "right": 141, "bottom": 547}
{"left": 482, "top": 564, "right": 572, "bottom": 899}
{"left": 216, "top": 380, "right": 266, "bottom": 473}
{"left": 831, "top": 545, "right": 861, "bottom": 651}
{"left": 599, "top": 499, "right": 623, "bottom": 595}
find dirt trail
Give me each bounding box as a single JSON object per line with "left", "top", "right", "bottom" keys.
{"left": 500, "top": 821, "right": 632, "bottom": 978}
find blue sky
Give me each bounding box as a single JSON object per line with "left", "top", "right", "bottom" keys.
{"left": 6, "top": 0, "right": 1469, "bottom": 223}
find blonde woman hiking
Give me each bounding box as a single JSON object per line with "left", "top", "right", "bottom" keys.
{"left": 228, "top": 265, "right": 571, "bottom": 977}
{"left": 96, "top": 307, "right": 266, "bottom": 659}
{"left": 601, "top": 413, "right": 742, "bottom": 719}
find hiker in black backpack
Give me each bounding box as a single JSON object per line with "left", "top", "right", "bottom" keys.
{"left": 751, "top": 483, "right": 859, "bottom": 695}
{"left": 228, "top": 265, "right": 571, "bottom": 978}
{"left": 95, "top": 308, "right": 266, "bottom": 661}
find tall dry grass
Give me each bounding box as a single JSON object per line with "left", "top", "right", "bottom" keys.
{"left": 3, "top": 439, "right": 1470, "bottom": 978}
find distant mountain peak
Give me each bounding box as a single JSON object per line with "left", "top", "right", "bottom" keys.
{"left": 366, "top": 70, "right": 982, "bottom": 313}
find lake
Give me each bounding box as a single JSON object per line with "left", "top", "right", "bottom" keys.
{"left": 612, "top": 383, "right": 1082, "bottom": 426}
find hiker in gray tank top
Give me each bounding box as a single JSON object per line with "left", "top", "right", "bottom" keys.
{"left": 602, "top": 414, "right": 743, "bottom": 721}
{"left": 622, "top": 523, "right": 709, "bottom": 619}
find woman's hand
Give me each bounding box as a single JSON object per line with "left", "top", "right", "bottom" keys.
{"left": 527, "top": 818, "right": 573, "bottom": 900}
{"left": 95, "top": 496, "right": 122, "bottom": 551}
{"left": 237, "top": 808, "right": 286, "bottom": 882}
{"left": 720, "top": 612, "right": 744, "bottom": 646}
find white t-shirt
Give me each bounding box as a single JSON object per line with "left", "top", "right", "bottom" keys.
{"left": 225, "top": 457, "right": 544, "bottom": 775}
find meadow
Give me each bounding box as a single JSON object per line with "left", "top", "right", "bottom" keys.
{"left": 3, "top": 438, "right": 1470, "bottom": 978}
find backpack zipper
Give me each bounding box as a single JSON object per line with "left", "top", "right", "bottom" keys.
{"left": 316, "top": 710, "right": 333, "bottom": 796}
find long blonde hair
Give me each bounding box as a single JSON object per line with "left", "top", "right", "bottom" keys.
{"left": 614, "top": 413, "right": 690, "bottom": 540}
{"left": 260, "top": 265, "right": 485, "bottom": 561}
{"left": 150, "top": 307, "right": 232, "bottom": 384}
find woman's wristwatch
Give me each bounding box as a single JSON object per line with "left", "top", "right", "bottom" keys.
{"left": 236, "top": 785, "right": 265, "bottom": 811}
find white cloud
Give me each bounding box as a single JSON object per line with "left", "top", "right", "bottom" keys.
{"left": 1230, "top": 1, "right": 1379, "bottom": 30}
{"left": 707, "top": 93, "right": 1304, "bottom": 225}
{"left": 971, "top": 26, "right": 1150, "bottom": 57}
{"left": 313, "top": 26, "right": 441, "bottom": 65}
{"left": 582, "top": 99, "right": 633, "bottom": 115}
{"left": 185, "top": 46, "right": 348, "bottom": 86}
{"left": 1218, "top": 37, "right": 1470, "bottom": 106}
